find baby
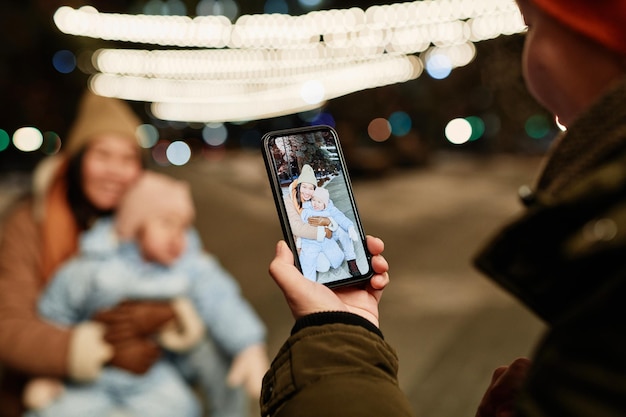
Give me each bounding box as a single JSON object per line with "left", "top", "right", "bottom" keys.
{"left": 298, "top": 186, "right": 360, "bottom": 282}
{"left": 26, "top": 171, "right": 267, "bottom": 417}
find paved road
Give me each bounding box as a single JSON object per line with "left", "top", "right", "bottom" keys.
{"left": 167, "top": 150, "right": 546, "bottom": 416}
{"left": 0, "top": 150, "right": 546, "bottom": 416}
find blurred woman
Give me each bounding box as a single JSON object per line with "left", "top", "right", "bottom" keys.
{"left": 0, "top": 91, "right": 170, "bottom": 416}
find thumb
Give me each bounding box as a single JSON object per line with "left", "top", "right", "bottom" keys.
{"left": 268, "top": 241, "right": 301, "bottom": 291}
{"left": 268, "top": 240, "right": 317, "bottom": 310}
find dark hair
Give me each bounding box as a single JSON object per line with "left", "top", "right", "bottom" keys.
{"left": 65, "top": 149, "right": 112, "bottom": 230}
{"left": 294, "top": 182, "right": 316, "bottom": 210}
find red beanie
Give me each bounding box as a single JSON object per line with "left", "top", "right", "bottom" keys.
{"left": 531, "top": 0, "right": 626, "bottom": 56}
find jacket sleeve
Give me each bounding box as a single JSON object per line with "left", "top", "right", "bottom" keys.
{"left": 261, "top": 314, "right": 414, "bottom": 417}
{"left": 38, "top": 260, "right": 93, "bottom": 326}
{"left": 0, "top": 200, "right": 71, "bottom": 376}
{"left": 329, "top": 205, "right": 354, "bottom": 231}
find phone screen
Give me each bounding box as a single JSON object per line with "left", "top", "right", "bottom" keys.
{"left": 262, "top": 125, "right": 373, "bottom": 288}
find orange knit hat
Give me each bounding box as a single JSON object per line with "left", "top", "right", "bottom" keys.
{"left": 531, "top": 0, "right": 626, "bottom": 56}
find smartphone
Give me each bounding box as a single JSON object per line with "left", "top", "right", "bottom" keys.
{"left": 262, "top": 125, "right": 373, "bottom": 288}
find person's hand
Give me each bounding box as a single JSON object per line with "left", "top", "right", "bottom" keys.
{"left": 226, "top": 343, "right": 270, "bottom": 398}
{"left": 268, "top": 235, "right": 389, "bottom": 327}
{"left": 93, "top": 300, "right": 176, "bottom": 343}
{"left": 324, "top": 227, "right": 332, "bottom": 239}
{"left": 307, "top": 216, "right": 331, "bottom": 227}
{"left": 475, "top": 357, "right": 531, "bottom": 417}
{"left": 107, "top": 337, "right": 162, "bottom": 375}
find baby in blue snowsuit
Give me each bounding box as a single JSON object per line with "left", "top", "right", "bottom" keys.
{"left": 298, "top": 186, "right": 360, "bottom": 282}
{"left": 27, "top": 172, "right": 267, "bottom": 417}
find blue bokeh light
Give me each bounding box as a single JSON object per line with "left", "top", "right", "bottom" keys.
{"left": 389, "top": 111, "right": 412, "bottom": 136}
{"left": 52, "top": 50, "right": 76, "bottom": 74}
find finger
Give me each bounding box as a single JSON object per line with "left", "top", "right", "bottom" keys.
{"left": 365, "top": 235, "right": 384, "bottom": 256}
{"left": 369, "top": 272, "right": 389, "bottom": 291}
{"left": 371, "top": 253, "right": 389, "bottom": 275}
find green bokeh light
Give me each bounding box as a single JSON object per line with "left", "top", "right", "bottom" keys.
{"left": 0, "top": 129, "right": 9, "bottom": 152}
{"left": 525, "top": 114, "right": 550, "bottom": 139}
{"left": 465, "top": 116, "right": 485, "bottom": 141}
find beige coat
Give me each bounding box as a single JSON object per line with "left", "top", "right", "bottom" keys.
{"left": 0, "top": 198, "right": 71, "bottom": 416}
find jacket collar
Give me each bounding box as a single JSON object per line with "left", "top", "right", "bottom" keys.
{"left": 474, "top": 77, "right": 626, "bottom": 323}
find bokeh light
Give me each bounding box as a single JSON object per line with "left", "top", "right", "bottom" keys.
{"left": 465, "top": 116, "right": 485, "bottom": 141}
{"left": 13, "top": 127, "right": 43, "bottom": 152}
{"left": 298, "top": 108, "right": 322, "bottom": 123}
{"left": 197, "top": 0, "right": 239, "bottom": 21}
{"left": 368, "top": 118, "right": 391, "bottom": 142}
{"left": 389, "top": 111, "right": 412, "bottom": 136}
{"left": 425, "top": 53, "right": 452, "bottom": 79}
{"left": 52, "top": 50, "right": 76, "bottom": 74}
{"left": 166, "top": 140, "right": 191, "bottom": 166}
{"left": 445, "top": 118, "right": 472, "bottom": 145}
{"left": 136, "top": 124, "right": 160, "bottom": 148}
{"left": 298, "top": 0, "right": 322, "bottom": 8}
{"left": 300, "top": 80, "right": 325, "bottom": 105}
{"left": 264, "top": 0, "right": 288, "bottom": 14}
{"left": 310, "top": 111, "right": 335, "bottom": 127}
{"left": 525, "top": 114, "right": 550, "bottom": 139}
{"left": 152, "top": 140, "right": 171, "bottom": 166}
{"left": 202, "top": 123, "right": 228, "bottom": 146}
{"left": 41, "top": 132, "right": 61, "bottom": 155}
{"left": 0, "top": 129, "right": 10, "bottom": 152}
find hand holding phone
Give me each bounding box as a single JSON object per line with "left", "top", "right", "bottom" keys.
{"left": 262, "top": 125, "right": 374, "bottom": 288}
{"left": 268, "top": 237, "right": 389, "bottom": 327}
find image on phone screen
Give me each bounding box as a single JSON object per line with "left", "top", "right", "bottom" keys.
{"left": 262, "top": 125, "right": 373, "bottom": 288}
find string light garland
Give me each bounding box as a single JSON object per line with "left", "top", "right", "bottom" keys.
{"left": 53, "top": 0, "right": 526, "bottom": 123}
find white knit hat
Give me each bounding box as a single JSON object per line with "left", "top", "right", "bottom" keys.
{"left": 297, "top": 164, "right": 317, "bottom": 186}
{"left": 115, "top": 171, "right": 195, "bottom": 240}
{"left": 313, "top": 187, "right": 329, "bottom": 207}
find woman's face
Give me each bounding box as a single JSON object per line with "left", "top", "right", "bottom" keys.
{"left": 517, "top": 0, "right": 626, "bottom": 126}
{"left": 299, "top": 182, "right": 315, "bottom": 201}
{"left": 81, "top": 134, "right": 142, "bottom": 211}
